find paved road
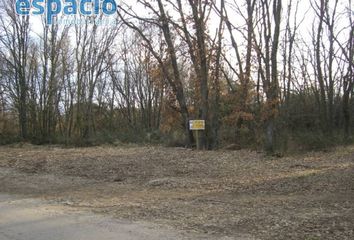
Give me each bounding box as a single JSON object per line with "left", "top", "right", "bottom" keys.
{"left": 0, "top": 194, "right": 233, "bottom": 240}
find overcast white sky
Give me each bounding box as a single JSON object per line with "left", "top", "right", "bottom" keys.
{"left": 27, "top": 0, "right": 352, "bottom": 35}
{"left": 25, "top": 0, "right": 352, "bottom": 55}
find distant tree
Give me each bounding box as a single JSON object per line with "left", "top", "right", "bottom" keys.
{"left": 0, "top": 0, "right": 31, "bottom": 140}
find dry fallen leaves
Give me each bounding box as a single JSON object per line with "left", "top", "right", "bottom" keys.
{"left": 0, "top": 144, "right": 353, "bottom": 239}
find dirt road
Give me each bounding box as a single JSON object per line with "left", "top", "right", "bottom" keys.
{"left": 0, "top": 145, "right": 353, "bottom": 239}
{"left": 0, "top": 193, "right": 237, "bottom": 240}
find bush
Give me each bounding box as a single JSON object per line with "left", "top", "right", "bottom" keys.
{"left": 162, "top": 130, "right": 187, "bottom": 147}
{"left": 0, "top": 114, "right": 20, "bottom": 145}
{"left": 291, "top": 131, "right": 341, "bottom": 151}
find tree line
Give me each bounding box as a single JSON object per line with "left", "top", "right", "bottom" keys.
{"left": 0, "top": 0, "right": 353, "bottom": 153}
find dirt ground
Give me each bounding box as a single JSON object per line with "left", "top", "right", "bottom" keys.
{"left": 0, "top": 144, "right": 353, "bottom": 240}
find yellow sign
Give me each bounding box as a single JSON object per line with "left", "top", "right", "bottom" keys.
{"left": 189, "top": 120, "right": 205, "bottom": 130}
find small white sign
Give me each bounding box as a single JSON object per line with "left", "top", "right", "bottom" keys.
{"left": 189, "top": 120, "right": 205, "bottom": 130}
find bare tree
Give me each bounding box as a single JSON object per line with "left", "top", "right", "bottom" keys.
{"left": 253, "top": 0, "right": 282, "bottom": 153}
{"left": 0, "top": 0, "right": 31, "bottom": 139}
{"left": 117, "top": 2, "right": 194, "bottom": 145}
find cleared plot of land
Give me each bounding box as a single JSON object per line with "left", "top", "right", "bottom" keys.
{"left": 0, "top": 145, "right": 353, "bottom": 239}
